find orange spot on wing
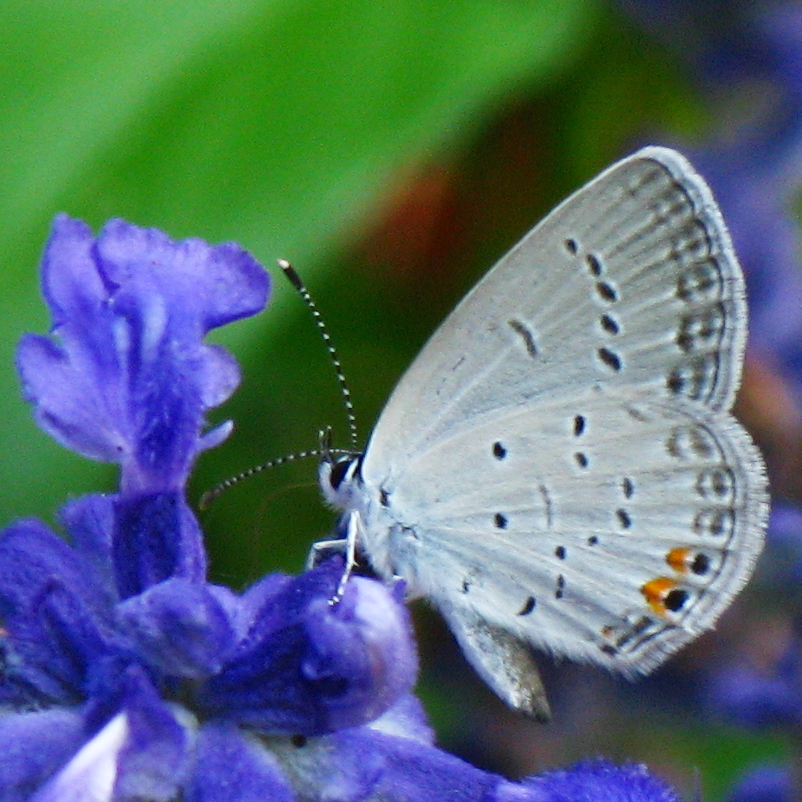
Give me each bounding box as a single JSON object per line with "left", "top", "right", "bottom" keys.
{"left": 666, "top": 547, "right": 691, "bottom": 573}
{"left": 641, "top": 577, "right": 678, "bottom": 616}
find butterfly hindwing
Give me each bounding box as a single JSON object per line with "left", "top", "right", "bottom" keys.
{"left": 439, "top": 606, "right": 552, "bottom": 721}
{"left": 370, "top": 389, "right": 765, "bottom": 678}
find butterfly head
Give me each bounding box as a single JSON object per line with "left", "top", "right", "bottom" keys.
{"left": 319, "top": 452, "right": 364, "bottom": 511}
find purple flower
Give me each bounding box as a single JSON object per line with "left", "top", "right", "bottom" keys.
{"left": 17, "top": 215, "right": 260, "bottom": 494}
{"left": 522, "top": 760, "right": 682, "bottom": 802}
{"left": 0, "top": 215, "right": 683, "bottom": 801}
{"left": 1, "top": 216, "right": 420, "bottom": 800}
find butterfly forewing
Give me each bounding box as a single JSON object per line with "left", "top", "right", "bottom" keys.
{"left": 361, "top": 147, "right": 747, "bottom": 482}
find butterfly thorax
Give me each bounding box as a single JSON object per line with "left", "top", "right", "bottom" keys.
{"left": 319, "top": 454, "right": 424, "bottom": 591}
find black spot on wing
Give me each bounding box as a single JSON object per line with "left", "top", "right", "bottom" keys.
{"left": 600, "top": 313, "right": 620, "bottom": 335}
{"left": 586, "top": 253, "right": 603, "bottom": 276}
{"left": 508, "top": 319, "right": 538, "bottom": 358}
{"left": 665, "top": 588, "right": 689, "bottom": 612}
{"left": 596, "top": 281, "right": 617, "bottom": 302}
{"left": 518, "top": 596, "right": 537, "bottom": 616}
{"left": 597, "top": 347, "right": 622, "bottom": 372}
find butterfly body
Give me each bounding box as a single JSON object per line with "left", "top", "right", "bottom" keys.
{"left": 320, "top": 147, "right": 768, "bottom": 719}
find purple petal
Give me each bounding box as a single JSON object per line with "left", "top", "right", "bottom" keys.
{"left": 17, "top": 332, "right": 127, "bottom": 464}
{"left": 522, "top": 759, "right": 682, "bottom": 802}
{"left": 94, "top": 219, "right": 268, "bottom": 331}
{"left": 185, "top": 722, "right": 294, "bottom": 802}
{"left": 300, "top": 575, "right": 418, "bottom": 730}
{"left": 17, "top": 214, "right": 269, "bottom": 492}
{"left": 56, "top": 491, "right": 207, "bottom": 611}
{"left": 30, "top": 713, "right": 128, "bottom": 802}
{"left": 367, "top": 693, "right": 435, "bottom": 745}
{"left": 60, "top": 495, "right": 117, "bottom": 605}
{"left": 40, "top": 215, "right": 108, "bottom": 326}
{"left": 29, "top": 671, "right": 189, "bottom": 802}
{"left": 103, "top": 664, "right": 189, "bottom": 801}
{"left": 111, "top": 492, "right": 206, "bottom": 598}
{"left": 0, "top": 708, "right": 86, "bottom": 802}
{"left": 271, "top": 725, "right": 510, "bottom": 802}
{"left": 116, "top": 578, "right": 236, "bottom": 678}
{"left": 0, "top": 519, "right": 111, "bottom": 703}
{"left": 201, "top": 560, "right": 417, "bottom": 735}
{"left": 197, "top": 347, "right": 241, "bottom": 410}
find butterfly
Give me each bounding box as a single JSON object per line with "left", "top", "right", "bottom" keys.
{"left": 318, "top": 146, "right": 768, "bottom": 720}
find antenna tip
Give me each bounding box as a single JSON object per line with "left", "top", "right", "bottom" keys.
{"left": 198, "top": 489, "right": 216, "bottom": 511}
{"left": 278, "top": 259, "right": 304, "bottom": 290}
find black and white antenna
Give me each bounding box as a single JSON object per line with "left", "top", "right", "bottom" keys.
{"left": 278, "top": 258, "right": 359, "bottom": 452}
{"left": 199, "top": 261, "right": 359, "bottom": 509}
{"left": 199, "top": 448, "right": 323, "bottom": 510}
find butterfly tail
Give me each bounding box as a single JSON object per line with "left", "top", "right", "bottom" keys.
{"left": 440, "top": 603, "right": 551, "bottom": 722}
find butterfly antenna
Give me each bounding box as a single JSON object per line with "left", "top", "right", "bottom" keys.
{"left": 199, "top": 445, "right": 350, "bottom": 510}
{"left": 279, "top": 259, "right": 359, "bottom": 451}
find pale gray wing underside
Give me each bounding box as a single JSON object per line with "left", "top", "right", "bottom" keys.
{"left": 362, "top": 147, "right": 747, "bottom": 485}
{"left": 439, "top": 607, "right": 551, "bottom": 721}
{"left": 379, "top": 390, "right": 766, "bottom": 675}
{"left": 349, "top": 147, "right": 767, "bottom": 710}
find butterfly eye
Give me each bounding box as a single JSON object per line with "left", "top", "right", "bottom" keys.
{"left": 328, "top": 458, "right": 354, "bottom": 491}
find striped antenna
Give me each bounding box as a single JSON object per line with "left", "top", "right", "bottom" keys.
{"left": 199, "top": 444, "right": 351, "bottom": 510}
{"left": 279, "top": 259, "right": 359, "bottom": 451}
{"left": 199, "top": 262, "right": 359, "bottom": 512}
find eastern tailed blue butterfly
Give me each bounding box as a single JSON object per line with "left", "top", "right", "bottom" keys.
{"left": 318, "top": 146, "right": 768, "bottom": 720}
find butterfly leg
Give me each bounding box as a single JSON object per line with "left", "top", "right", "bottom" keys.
{"left": 307, "top": 510, "right": 361, "bottom": 605}
{"left": 306, "top": 537, "right": 348, "bottom": 570}
{"left": 330, "top": 510, "right": 360, "bottom": 603}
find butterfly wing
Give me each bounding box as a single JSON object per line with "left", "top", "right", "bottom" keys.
{"left": 373, "top": 391, "right": 765, "bottom": 668}
{"left": 362, "top": 147, "right": 748, "bottom": 478}
{"left": 351, "top": 147, "right": 767, "bottom": 709}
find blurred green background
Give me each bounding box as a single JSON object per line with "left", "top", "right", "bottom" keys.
{"left": 0, "top": 1, "right": 787, "bottom": 798}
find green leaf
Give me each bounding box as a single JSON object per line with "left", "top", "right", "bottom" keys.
{"left": 0, "top": 0, "right": 597, "bottom": 529}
